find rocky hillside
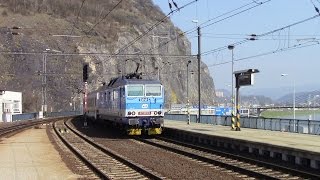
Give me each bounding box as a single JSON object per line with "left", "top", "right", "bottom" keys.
{"left": 0, "top": 0, "right": 215, "bottom": 112}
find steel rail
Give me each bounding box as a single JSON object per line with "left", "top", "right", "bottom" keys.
{"left": 53, "top": 120, "right": 110, "bottom": 179}
{"left": 0, "top": 119, "right": 54, "bottom": 137}
{"left": 63, "top": 119, "right": 164, "bottom": 180}
{"left": 133, "top": 136, "right": 317, "bottom": 179}
{"left": 155, "top": 136, "right": 320, "bottom": 179}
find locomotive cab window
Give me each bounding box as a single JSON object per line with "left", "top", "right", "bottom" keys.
{"left": 145, "top": 85, "right": 161, "bottom": 96}
{"left": 127, "top": 85, "right": 144, "bottom": 96}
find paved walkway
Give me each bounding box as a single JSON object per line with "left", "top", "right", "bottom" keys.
{"left": 165, "top": 120, "right": 320, "bottom": 153}
{"left": 0, "top": 125, "right": 77, "bottom": 180}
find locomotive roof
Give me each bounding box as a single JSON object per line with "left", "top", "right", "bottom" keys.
{"left": 112, "top": 77, "right": 160, "bottom": 86}
{"left": 95, "top": 76, "right": 161, "bottom": 91}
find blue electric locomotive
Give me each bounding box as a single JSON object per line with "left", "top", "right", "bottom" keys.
{"left": 86, "top": 73, "right": 164, "bottom": 135}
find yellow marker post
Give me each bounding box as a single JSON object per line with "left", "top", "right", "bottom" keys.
{"left": 231, "top": 112, "right": 236, "bottom": 130}
{"left": 236, "top": 104, "right": 241, "bottom": 131}
{"left": 235, "top": 81, "right": 241, "bottom": 131}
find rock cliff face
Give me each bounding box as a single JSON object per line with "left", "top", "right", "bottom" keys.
{"left": 0, "top": 0, "right": 215, "bottom": 112}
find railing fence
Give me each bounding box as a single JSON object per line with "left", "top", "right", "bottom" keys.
{"left": 9, "top": 111, "right": 81, "bottom": 122}
{"left": 165, "top": 113, "right": 320, "bottom": 135}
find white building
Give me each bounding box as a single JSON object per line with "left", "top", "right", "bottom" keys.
{"left": 216, "top": 91, "right": 224, "bottom": 97}
{"left": 0, "top": 90, "right": 22, "bottom": 122}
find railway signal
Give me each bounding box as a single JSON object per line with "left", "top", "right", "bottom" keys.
{"left": 82, "top": 63, "right": 89, "bottom": 125}
{"left": 83, "top": 63, "right": 89, "bottom": 82}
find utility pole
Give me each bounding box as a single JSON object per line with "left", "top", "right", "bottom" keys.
{"left": 293, "top": 79, "right": 296, "bottom": 120}
{"left": 228, "top": 45, "right": 235, "bottom": 129}
{"left": 187, "top": 60, "right": 191, "bottom": 125}
{"left": 41, "top": 52, "right": 47, "bottom": 116}
{"left": 235, "top": 74, "right": 240, "bottom": 131}
{"left": 197, "top": 26, "right": 201, "bottom": 123}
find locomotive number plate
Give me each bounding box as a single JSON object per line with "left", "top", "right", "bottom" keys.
{"left": 138, "top": 111, "right": 151, "bottom": 115}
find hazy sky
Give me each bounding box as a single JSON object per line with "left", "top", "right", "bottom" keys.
{"left": 152, "top": 0, "right": 320, "bottom": 97}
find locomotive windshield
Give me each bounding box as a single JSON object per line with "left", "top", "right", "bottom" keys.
{"left": 145, "top": 85, "right": 161, "bottom": 96}
{"left": 127, "top": 85, "right": 144, "bottom": 96}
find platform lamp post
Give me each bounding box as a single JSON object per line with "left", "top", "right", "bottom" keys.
{"left": 228, "top": 45, "right": 235, "bottom": 129}
{"left": 281, "top": 74, "right": 296, "bottom": 132}
{"left": 191, "top": 19, "right": 201, "bottom": 123}
{"left": 41, "top": 48, "right": 51, "bottom": 117}
{"left": 42, "top": 49, "right": 63, "bottom": 116}
{"left": 187, "top": 60, "right": 192, "bottom": 124}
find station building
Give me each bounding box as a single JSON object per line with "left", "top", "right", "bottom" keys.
{"left": 0, "top": 90, "right": 22, "bottom": 122}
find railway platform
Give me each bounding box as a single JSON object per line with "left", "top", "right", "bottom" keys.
{"left": 163, "top": 119, "right": 320, "bottom": 169}
{"left": 0, "top": 125, "right": 77, "bottom": 180}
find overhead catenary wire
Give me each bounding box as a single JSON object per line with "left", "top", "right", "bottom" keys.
{"left": 76, "top": 0, "right": 124, "bottom": 46}
{"left": 115, "top": 0, "right": 199, "bottom": 55}
{"left": 201, "top": 14, "right": 320, "bottom": 56}
{"left": 201, "top": 33, "right": 320, "bottom": 37}
{"left": 310, "top": 0, "right": 320, "bottom": 15}
{"left": 154, "top": 41, "right": 320, "bottom": 74}
{"left": 4, "top": 0, "right": 269, "bottom": 61}
{"left": 201, "top": 0, "right": 271, "bottom": 29}
{"left": 148, "top": 39, "right": 320, "bottom": 73}
{"left": 202, "top": 35, "right": 320, "bottom": 41}
{"left": 145, "top": 0, "right": 271, "bottom": 54}
{"left": 1, "top": 71, "right": 165, "bottom": 79}
{"left": 0, "top": 51, "right": 196, "bottom": 58}
{"left": 251, "top": 0, "right": 260, "bottom": 4}
{"left": 85, "top": 0, "right": 124, "bottom": 35}
{"left": 7, "top": 1, "right": 319, "bottom": 79}
{"left": 68, "top": 0, "right": 86, "bottom": 38}
{"left": 205, "top": 41, "right": 320, "bottom": 68}
{"left": 9, "top": 0, "right": 268, "bottom": 59}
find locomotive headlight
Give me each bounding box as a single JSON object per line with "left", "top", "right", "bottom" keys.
{"left": 128, "top": 111, "right": 132, "bottom": 115}
{"left": 158, "top": 111, "right": 162, "bottom": 115}
{"left": 154, "top": 111, "right": 157, "bottom": 115}
{"left": 132, "top": 111, "right": 136, "bottom": 115}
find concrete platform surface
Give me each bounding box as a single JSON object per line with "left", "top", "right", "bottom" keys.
{"left": 0, "top": 126, "right": 77, "bottom": 180}
{"left": 164, "top": 120, "right": 320, "bottom": 153}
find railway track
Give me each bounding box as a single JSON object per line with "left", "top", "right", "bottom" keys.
{"left": 54, "top": 119, "right": 165, "bottom": 179}
{"left": 0, "top": 120, "right": 51, "bottom": 137}
{"left": 135, "top": 136, "right": 320, "bottom": 180}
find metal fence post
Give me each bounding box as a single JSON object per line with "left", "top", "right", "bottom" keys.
{"left": 279, "top": 119, "right": 281, "bottom": 131}
{"left": 308, "top": 119, "right": 310, "bottom": 134}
